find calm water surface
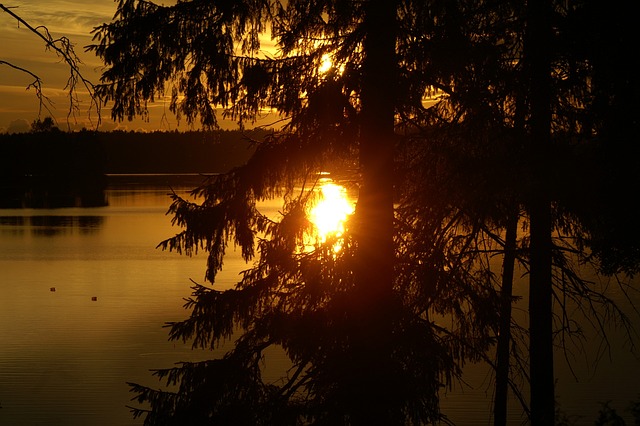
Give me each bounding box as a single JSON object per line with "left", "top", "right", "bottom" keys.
{"left": 0, "top": 175, "right": 638, "bottom": 425}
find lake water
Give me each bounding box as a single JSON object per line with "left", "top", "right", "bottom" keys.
{"left": 0, "top": 175, "right": 638, "bottom": 425}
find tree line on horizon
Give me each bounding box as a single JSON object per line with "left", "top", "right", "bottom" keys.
{"left": 0, "top": 127, "right": 263, "bottom": 208}
{"left": 0, "top": 127, "right": 263, "bottom": 176}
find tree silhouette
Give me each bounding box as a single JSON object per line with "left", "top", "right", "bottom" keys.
{"left": 31, "top": 116, "right": 59, "bottom": 132}
{"left": 90, "top": 0, "right": 640, "bottom": 424}
{"left": 91, "top": 0, "right": 510, "bottom": 423}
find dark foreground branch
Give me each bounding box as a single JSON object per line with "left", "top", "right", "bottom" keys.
{"left": 0, "top": 3, "right": 101, "bottom": 128}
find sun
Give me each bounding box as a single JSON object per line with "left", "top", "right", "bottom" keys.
{"left": 309, "top": 182, "right": 354, "bottom": 243}
{"left": 318, "top": 54, "right": 333, "bottom": 74}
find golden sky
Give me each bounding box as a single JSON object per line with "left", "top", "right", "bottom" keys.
{"left": 0, "top": 0, "right": 257, "bottom": 133}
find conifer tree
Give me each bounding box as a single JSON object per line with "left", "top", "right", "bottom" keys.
{"left": 90, "top": 0, "right": 513, "bottom": 423}
{"left": 90, "top": 0, "right": 640, "bottom": 424}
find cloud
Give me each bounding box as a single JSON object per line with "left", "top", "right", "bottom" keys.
{"left": 4, "top": 0, "right": 116, "bottom": 36}
{"left": 7, "top": 118, "right": 30, "bottom": 134}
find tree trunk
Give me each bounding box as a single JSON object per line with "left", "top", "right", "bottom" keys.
{"left": 493, "top": 211, "right": 518, "bottom": 426}
{"left": 525, "top": 0, "right": 554, "bottom": 424}
{"left": 356, "top": 0, "right": 396, "bottom": 309}
{"left": 349, "top": 0, "right": 398, "bottom": 422}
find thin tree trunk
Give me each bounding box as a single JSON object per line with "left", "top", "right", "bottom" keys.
{"left": 493, "top": 211, "right": 519, "bottom": 426}
{"left": 526, "top": 0, "right": 554, "bottom": 423}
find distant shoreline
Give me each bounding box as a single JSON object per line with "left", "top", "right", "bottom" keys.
{"left": 0, "top": 128, "right": 265, "bottom": 177}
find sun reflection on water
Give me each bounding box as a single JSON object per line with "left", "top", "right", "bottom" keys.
{"left": 308, "top": 182, "right": 354, "bottom": 248}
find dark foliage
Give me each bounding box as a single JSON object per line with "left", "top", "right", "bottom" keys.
{"left": 88, "top": 0, "right": 640, "bottom": 424}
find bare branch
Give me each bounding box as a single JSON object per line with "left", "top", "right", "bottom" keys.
{"left": 0, "top": 59, "right": 55, "bottom": 118}
{"left": 0, "top": 3, "right": 101, "bottom": 129}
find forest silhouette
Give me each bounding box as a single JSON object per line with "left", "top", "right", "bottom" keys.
{"left": 0, "top": 128, "right": 261, "bottom": 208}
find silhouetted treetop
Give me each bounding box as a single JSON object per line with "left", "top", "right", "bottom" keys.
{"left": 30, "top": 117, "right": 59, "bottom": 133}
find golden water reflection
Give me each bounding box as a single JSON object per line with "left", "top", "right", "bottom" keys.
{"left": 308, "top": 182, "right": 355, "bottom": 250}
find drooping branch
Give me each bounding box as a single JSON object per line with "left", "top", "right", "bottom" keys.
{"left": 0, "top": 3, "right": 101, "bottom": 129}
{"left": 0, "top": 59, "right": 54, "bottom": 118}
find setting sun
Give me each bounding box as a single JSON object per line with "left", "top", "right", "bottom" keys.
{"left": 309, "top": 182, "right": 354, "bottom": 242}
{"left": 318, "top": 54, "right": 333, "bottom": 74}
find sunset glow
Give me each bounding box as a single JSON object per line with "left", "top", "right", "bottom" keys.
{"left": 309, "top": 182, "right": 354, "bottom": 243}
{"left": 318, "top": 54, "right": 333, "bottom": 74}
